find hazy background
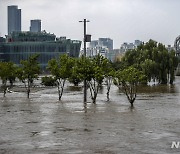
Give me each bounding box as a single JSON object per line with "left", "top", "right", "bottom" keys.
{"left": 0, "top": 0, "right": 180, "bottom": 48}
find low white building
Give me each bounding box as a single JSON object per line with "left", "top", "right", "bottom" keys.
{"left": 120, "top": 40, "right": 142, "bottom": 53}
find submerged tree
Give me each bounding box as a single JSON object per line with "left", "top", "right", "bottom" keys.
{"left": 103, "top": 61, "right": 115, "bottom": 101}
{"left": 16, "top": 54, "right": 40, "bottom": 98}
{"left": 168, "top": 50, "right": 179, "bottom": 84}
{"left": 41, "top": 76, "right": 56, "bottom": 86}
{"left": 75, "top": 56, "right": 94, "bottom": 102}
{"left": 0, "top": 62, "right": 17, "bottom": 97}
{"left": 88, "top": 55, "right": 105, "bottom": 103}
{"left": 76, "top": 55, "right": 104, "bottom": 103}
{"left": 76, "top": 55, "right": 114, "bottom": 103}
{"left": 114, "top": 67, "right": 146, "bottom": 108}
{"left": 48, "top": 54, "right": 74, "bottom": 101}
{"left": 122, "top": 40, "right": 178, "bottom": 84}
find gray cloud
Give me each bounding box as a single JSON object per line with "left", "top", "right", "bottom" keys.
{"left": 0, "top": 0, "right": 180, "bottom": 48}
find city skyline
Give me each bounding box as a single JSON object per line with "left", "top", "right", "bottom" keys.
{"left": 1, "top": 0, "right": 180, "bottom": 48}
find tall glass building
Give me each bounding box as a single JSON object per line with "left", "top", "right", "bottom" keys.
{"left": 99, "top": 38, "right": 113, "bottom": 50}
{"left": 0, "top": 31, "right": 81, "bottom": 70}
{"left": 8, "top": 5, "right": 21, "bottom": 35}
{"left": 30, "top": 20, "right": 41, "bottom": 32}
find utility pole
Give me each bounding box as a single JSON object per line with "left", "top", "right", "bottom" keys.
{"left": 79, "top": 19, "right": 90, "bottom": 103}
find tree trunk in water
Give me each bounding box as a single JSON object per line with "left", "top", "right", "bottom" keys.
{"left": 130, "top": 99, "right": 135, "bottom": 108}
{"left": 3, "top": 82, "right": 7, "bottom": 97}
{"left": 107, "top": 91, "right": 110, "bottom": 101}
{"left": 170, "top": 79, "right": 173, "bottom": 85}
{"left": 58, "top": 90, "right": 61, "bottom": 101}
{"left": 27, "top": 88, "right": 30, "bottom": 98}
{"left": 170, "top": 70, "right": 174, "bottom": 84}
{"left": 130, "top": 102, "right": 134, "bottom": 108}
{"left": 106, "top": 78, "right": 112, "bottom": 102}
{"left": 3, "top": 88, "right": 6, "bottom": 97}
{"left": 57, "top": 79, "right": 65, "bottom": 101}
{"left": 27, "top": 80, "right": 31, "bottom": 99}
{"left": 92, "top": 96, "right": 96, "bottom": 104}
{"left": 58, "top": 86, "right": 61, "bottom": 101}
{"left": 92, "top": 92, "right": 97, "bottom": 104}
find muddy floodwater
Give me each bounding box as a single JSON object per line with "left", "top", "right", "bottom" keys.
{"left": 0, "top": 77, "right": 180, "bottom": 154}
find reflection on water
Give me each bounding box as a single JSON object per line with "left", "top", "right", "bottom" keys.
{"left": 66, "top": 85, "right": 83, "bottom": 92}
{"left": 0, "top": 77, "right": 180, "bottom": 153}
{"left": 138, "top": 84, "right": 179, "bottom": 94}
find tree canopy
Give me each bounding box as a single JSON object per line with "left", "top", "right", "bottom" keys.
{"left": 121, "top": 40, "right": 178, "bottom": 84}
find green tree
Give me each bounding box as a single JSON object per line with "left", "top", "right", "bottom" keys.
{"left": 105, "top": 69, "right": 115, "bottom": 101}
{"left": 0, "top": 62, "right": 17, "bottom": 97}
{"left": 140, "top": 59, "right": 156, "bottom": 83}
{"left": 88, "top": 55, "right": 105, "bottom": 103}
{"left": 114, "top": 67, "right": 146, "bottom": 108}
{"left": 68, "top": 58, "right": 82, "bottom": 86}
{"left": 48, "top": 54, "right": 74, "bottom": 101}
{"left": 16, "top": 54, "right": 40, "bottom": 98}
{"left": 41, "top": 76, "right": 56, "bottom": 86}
{"left": 122, "top": 40, "right": 178, "bottom": 84}
{"left": 75, "top": 56, "right": 94, "bottom": 102}
{"left": 168, "top": 50, "right": 179, "bottom": 84}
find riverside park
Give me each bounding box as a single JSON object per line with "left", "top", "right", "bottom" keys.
{"left": 0, "top": 76, "right": 180, "bottom": 154}
{"left": 0, "top": 40, "right": 180, "bottom": 154}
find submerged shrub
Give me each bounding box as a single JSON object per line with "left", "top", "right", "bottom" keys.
{"left": 41, "top": 76, "right": 56, "bottom": 86}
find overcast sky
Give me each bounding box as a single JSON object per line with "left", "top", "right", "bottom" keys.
{"left": 0, "top": 0, "right": 180, "bottom": 48}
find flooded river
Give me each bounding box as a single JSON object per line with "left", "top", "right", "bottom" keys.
{"left": 0, "top": 77, "right": 180, "bottom": 154}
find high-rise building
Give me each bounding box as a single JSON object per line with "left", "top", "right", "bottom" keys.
{"left": 89, "top": 40, "right": 98, "bottom": 48}
{"left": 30, "top": 20, "right": 41, "bottom": 32}
{"left": 134, "top": 40, "right": 142, "bottom": 47}
{"left": 99, "top": 38, "right": 113, "bottom": 50}
{"left": 8, "top": 5, "right": 21, "bottom": 35}
{"left": 88, "top": 38, "right": 113, "bottom": 58}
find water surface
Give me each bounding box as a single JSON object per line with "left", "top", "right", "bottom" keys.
{"left": 0, "top": 77, "right": 180, "bottom": 154}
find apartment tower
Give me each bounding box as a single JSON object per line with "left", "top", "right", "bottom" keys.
{"left": 30, "top": 20, "right": 41, "bottom": 32}
{"left": 8, "top": 5, "right": 21, "bottom": 35}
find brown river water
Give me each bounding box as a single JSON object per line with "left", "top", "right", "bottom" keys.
{"left": 0, "top": 77, "right": 180, "bottom": 154}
